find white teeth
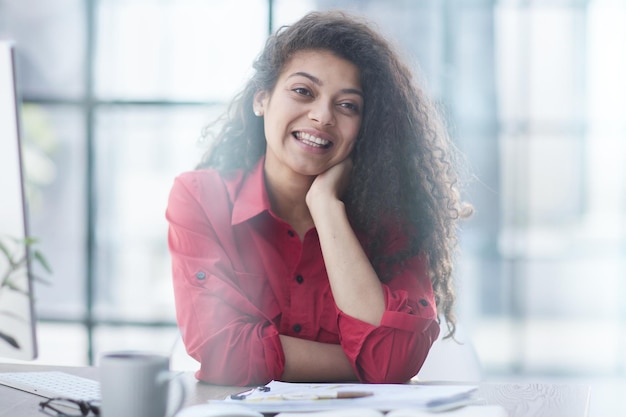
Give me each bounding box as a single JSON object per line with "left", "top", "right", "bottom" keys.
{"left": 296, "top": 132, "right": 330, "bottom": 148}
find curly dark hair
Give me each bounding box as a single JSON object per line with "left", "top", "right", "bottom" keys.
{"left": 197, "top": 10, "right": 471, "bottom": 338}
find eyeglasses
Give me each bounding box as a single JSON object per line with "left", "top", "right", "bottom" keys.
{"left": 39, "top": 397, "right": 100, "bottom": 417}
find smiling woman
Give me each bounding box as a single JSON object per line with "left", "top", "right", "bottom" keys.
{"left": 166, "top": 10, "right": 471, "bottom": 386}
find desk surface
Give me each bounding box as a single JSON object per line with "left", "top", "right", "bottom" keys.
{"left": 0, "top": 363, "right": 590, "bottom": 417}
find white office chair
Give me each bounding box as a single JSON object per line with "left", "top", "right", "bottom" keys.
{"left": 414, "top": 320, "right": 482, "bottom": 382}
{"left": 169, "top": 332, "right": 200, "bottom": 372}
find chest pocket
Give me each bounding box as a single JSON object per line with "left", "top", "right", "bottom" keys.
{"left": 233, "top": 269, "right": 281, "bottom": 323}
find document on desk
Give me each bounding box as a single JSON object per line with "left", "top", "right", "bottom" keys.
{"left": 216, "top": 380, "right": 479, "bottom": 414}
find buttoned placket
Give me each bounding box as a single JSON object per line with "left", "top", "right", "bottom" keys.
{"left": 281, "top": 226, "right": 314, "bottom": 339}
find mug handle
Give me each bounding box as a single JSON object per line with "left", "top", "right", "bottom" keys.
{"left": 158, "top": 371, "right": 187, "bottom": 417}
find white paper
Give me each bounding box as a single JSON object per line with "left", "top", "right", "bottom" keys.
{"left": 214, "top": 380, "right": 478, "bottom": 414}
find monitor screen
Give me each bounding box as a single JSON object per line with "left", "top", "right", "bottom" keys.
{"left": 0, "top": 40, "right": 38, "bottom": 360}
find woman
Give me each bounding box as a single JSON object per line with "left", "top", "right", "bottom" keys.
{"left": 166, "top": 10, "right": 470, "bottom": 386}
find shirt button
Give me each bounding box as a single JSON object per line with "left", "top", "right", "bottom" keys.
{"left": 287, "top": 230, "right": 295, "bottom": 237}
{"left": 295, "top": 275, "right": 304, "bottom": 284}
{"left": 196, "top": 271, "right": 206, "bottom": 280}
{"left": 293, "top": 324, "right": 302, "bottom": 333}
{"left": 419, "top": 299, "right": 429, "bottom": 307}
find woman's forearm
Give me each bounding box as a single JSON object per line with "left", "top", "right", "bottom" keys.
{"left": 279, "top": 335, "right": 357, "bottom": 382}
{"left": 309, "top": 198, "right": 386, "bottom": 326}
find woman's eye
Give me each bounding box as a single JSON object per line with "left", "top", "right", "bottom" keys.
{"left": 293, "top": 87, "right": 312, "bottom": 96}
{"left": 339, "top": 102, "right": 360, "bottom": 113}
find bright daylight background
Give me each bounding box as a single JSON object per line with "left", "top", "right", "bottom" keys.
{"left": 1, "top": 0, "right": 625, "bottom": 415}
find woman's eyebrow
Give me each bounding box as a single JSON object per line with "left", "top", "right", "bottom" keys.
{"left": 288, "top": 71, "right": 322, "bottom": 84}
{"left": 288, "top": 71, "right": 363, "bottom": 97}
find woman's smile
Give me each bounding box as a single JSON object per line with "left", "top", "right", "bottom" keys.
{"left": 293, "top": 130, "right": 333, "bottom": 150}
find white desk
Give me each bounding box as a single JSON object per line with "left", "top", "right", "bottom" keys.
{"left": 0, "top": 363, "right": 590, "bottom": 417}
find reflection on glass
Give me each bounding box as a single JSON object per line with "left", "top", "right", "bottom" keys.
{"left": 93, "top": 105, "right": 224, "bottom": 321}
{"left": 0, "top": 0, "right": 85, "bottom": 99}
{"left": 23, "top": 105, "right": 87, "bottom": 320}
{"left": 95, "top": 0, "right": 267, "bottom": 101}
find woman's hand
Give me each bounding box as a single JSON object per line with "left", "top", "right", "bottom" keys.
{"left": 306, "top": 158, "right": 353, "bottom": 211}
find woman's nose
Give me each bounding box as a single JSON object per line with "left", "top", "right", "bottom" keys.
{"left": 308, "top": 101, "right": 335, "bottom": 126}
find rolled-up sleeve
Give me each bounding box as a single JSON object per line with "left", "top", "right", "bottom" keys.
{"left": 167, "top": 174, "right": 284, "bottom": 386}
{"left": 337, "top": 254, "right": 440, "bottom": 383}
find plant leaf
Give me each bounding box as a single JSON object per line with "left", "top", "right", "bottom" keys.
{"left": 33, "top": 250, "right": 52, "bottom": 273}
{"left": 32, "top": 273, "right": 52, "bottom": 286}
{"left": 3, "top": 281, "right": 29, "bottom": 295}
{"left": 0, "top": 240, "right": 12, "bottom": 261}
{"left": 23, "top": 236, "right": 39, "bottom": 246}
{"left": 0, "top": 331, "right": 20, "bottom": 349}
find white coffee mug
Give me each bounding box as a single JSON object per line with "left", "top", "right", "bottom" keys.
{"left": 99, "top": 351, "right": 186, "bottom": 417}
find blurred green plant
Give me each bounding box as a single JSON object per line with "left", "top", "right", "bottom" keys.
{"left": 0, "top": 235, "right": 52, "bottom": 291}
{"left": 21, "top": 104, "right": 59, "bottom": 212}
{"left": 0, "top": 235, "right": 52, "bottom": 349}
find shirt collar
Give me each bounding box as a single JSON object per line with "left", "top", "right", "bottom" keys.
{"left": 230, "top": 157, "right": 272, "bottom": 225}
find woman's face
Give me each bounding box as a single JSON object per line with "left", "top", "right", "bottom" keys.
{"left": 254, "top": 49, "right": 363, "bottom": 179}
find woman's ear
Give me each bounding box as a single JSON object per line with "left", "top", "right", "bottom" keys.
{"left": 253, "top": 90, "right": 268, "bottom": 117}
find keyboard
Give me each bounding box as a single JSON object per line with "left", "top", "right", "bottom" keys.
{"left": 0, "top": 371, "right": 101, "bottom": 400}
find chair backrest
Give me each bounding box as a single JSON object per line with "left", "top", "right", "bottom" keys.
{"left": 169, "top": 332, "right": 200, "bottom": 371}
{"left": 414, "top": 321, "right": 482, "bottom": 382}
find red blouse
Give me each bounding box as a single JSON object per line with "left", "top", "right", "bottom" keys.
{"left": 166, "top": 158, "right": 440, "bottom": 386}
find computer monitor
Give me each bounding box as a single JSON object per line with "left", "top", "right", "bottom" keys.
{"left": 0, "top": 40, "right": 38, "bottom": 361}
